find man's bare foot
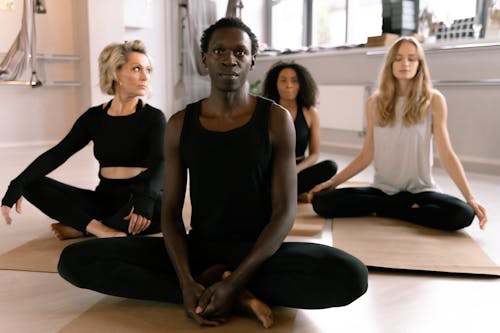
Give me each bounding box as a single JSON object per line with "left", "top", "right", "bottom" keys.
{"left": 86, "top": 220, "right": 127, "bottom": 238}
{"left": 222, "top": 271, "right": 274, "bottom": 328}
{"left": 240, "top": 292, "right": 274, "bottom": 328}
{"left": 50, "top": 223, "right": 84, "bottom": 240}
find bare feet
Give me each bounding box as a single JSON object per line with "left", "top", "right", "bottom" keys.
{"left": 85, "top": 220, "right": 127, "bottom": 238}
{"left": 50, "top": 223, "right": 84, "bottom": 240}
{"left": 222, "top": 271, "right": 274, "bottom": 328}
{"left": 239, "top": 291, "right": 274, "bottom": 328}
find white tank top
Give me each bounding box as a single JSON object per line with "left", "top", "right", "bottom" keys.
{"left": 372, "top": 96, "right": 438, "bottom": 195}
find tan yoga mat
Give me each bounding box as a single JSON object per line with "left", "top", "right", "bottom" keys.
{"left": 0, "top": 234, "right": 82, "bottom": 273}
{"left": 332, "top": 216, "right": 500, "bottom": 276}
{"left": 288, "top": 203, "right": 325, "bottom": 237}
{"left": 57, "top": 296, "right": 298, "bottom": 333}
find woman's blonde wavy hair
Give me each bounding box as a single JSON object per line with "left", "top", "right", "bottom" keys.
{"left": 373, "top": 36, "right": 432, "bottom": 127}
{"left": 98, "top": 40, "right": 152, "bottom": 95}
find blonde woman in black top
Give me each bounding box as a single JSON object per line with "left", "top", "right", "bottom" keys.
{"left": 262, "top": 61, "right": 337, "bottom": 200}
{"left": 1, "top": 40, "right": 166, "bottom": 239}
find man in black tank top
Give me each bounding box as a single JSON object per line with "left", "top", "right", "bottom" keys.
{"left": 58, "top": 18, "right": 368, "bottom": 328}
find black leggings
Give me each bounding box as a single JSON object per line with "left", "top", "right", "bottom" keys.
{"left": 297, "top": 160, "right": 337, "bottom": 194}
{"left": 58, "top": 237, "right": 368, "bottom": 309}
{"left": 23, "top": 176, "right": 161, "bottom": 234}
{"left": 312, "top": 186, "right": 475, "bottom": 231}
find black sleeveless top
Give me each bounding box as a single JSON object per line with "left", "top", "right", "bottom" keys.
{"left": 180, "top": 96, "right": 273, "bottom": 242}
{"left": 294, "top": 105, "right": 310, "bottom": 158}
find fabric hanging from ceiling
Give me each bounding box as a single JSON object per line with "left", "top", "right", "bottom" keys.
{"left": 0, "top": 0, "right": 37, "bottom": 81}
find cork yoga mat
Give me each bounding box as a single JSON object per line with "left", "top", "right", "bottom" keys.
{"left": 57, "top": 296, "right": 298, "bottom": 333}
{"left": 288, "top": 203, "right": 325, "bottom": 237}
{"left": 0, "top": 234, "right": 82, "bottom": 273}
{"left": 332, "top": 216, "right": 500, "bottom": 276}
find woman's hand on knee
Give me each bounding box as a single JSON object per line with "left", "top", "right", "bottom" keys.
{"left": 308, "top": 180, "right": 334, "bottom": 202}
{"left": 468, "top": 198, "right": 488, "bottom": 230}
{"left": 1, "top": 197, "right": 23, "bottom": 225}
{"left": 124, "top": 207, "right": 151, "bottom": 235}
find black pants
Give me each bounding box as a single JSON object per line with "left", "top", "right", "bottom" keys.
{"left": 312, "top": 186, "right": 475, "bottom": 231}
{"left": 58, "top": 236, "right": 368, "bottom": 309}
{"left": 23, "top": 176, "right": 161, "bottom": 234}
{"left": 297, "top": 160, "right": 337, "bottom": 194}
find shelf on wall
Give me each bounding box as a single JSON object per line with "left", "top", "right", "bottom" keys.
{"left": 433, "top": 79, "right": 500, "bottom": 87}
{"left": 35, "top": 54, "right": 80, "bottom": 61}
{"left": 0, "top": 80, "right": 80, "bottom": 87}
{"left": 0, "top": 53, "right": 80, "bottom": 87}
{"left": 0, "top": 53, "right": 80, "bottom": 61}
{"left": 366, "top": 41, "right": 500, "bottom": 56}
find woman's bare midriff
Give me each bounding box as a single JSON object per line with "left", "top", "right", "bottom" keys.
{"left": 100, "top": 167, "right": 147, "bottom": 179}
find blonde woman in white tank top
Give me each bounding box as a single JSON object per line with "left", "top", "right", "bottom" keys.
{"left": 308, "top": 37, "right": 487, "bottom": 231}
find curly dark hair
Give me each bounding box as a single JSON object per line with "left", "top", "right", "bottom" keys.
{"left": 262, "top": 61, "right": 318, "bottom": 109}
{"left": 200, "top": 17, "right": 259, "bottom": 56}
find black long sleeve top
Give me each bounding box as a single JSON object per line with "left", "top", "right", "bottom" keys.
{"left": 1, "top": 99, "right": 166, "bottom": 219}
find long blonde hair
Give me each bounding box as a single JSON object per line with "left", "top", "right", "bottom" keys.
{"left": 373, "top": 36, "right": 432, "bottom": 127}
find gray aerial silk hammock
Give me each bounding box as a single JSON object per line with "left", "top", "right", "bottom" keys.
{"left": 225, "top": 0, "right": 243, "bottom": 18}
{"left": 0, "top": 0, "right": 40, "bottom": 85}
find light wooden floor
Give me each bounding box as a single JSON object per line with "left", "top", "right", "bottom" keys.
{"left": 1, "top": 145, "right": 499, "bottom": 333}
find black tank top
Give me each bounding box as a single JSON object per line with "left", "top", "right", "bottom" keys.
{"left": 294, "top": 105, "right": 310, "bottom": 158}
{"left": 180, "top": 96, "right": 273, "bottom": 242}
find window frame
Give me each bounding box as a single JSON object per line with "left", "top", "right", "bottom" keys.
{"left": 266, "top": 0, "right": 488, "bottom": 49}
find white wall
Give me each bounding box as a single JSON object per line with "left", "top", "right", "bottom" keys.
{"left": 86, "top": 0, "right": 170, "bottom": 112}
{"left": 86, "top": 0, "right": 124, "bottom": 106}
{"left": 0, "top": 0, "right": 170, "bottom": 147}
{"left": 123, "top": 1, "right": 171, "bottom": 117}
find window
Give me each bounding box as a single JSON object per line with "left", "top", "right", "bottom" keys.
{"left": 271, "top": 0, "right": 305, "bottom": 50}
{"left": 270, "top": 0, "right": 383, "bottom": 49}
{"left": 311, "top": 0, "right": 347, "bottom": 46}
{"left": 420, "top": 0, "right": 480, "bottom": 40}
{"left": 346, "top": 0, "right": 382, "bottom": 45}
{"left": 269, "top": 0, "right": 482, "bottom": 50}
{"left": 420, "top": 0, "right": 477, "bottom": 24}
